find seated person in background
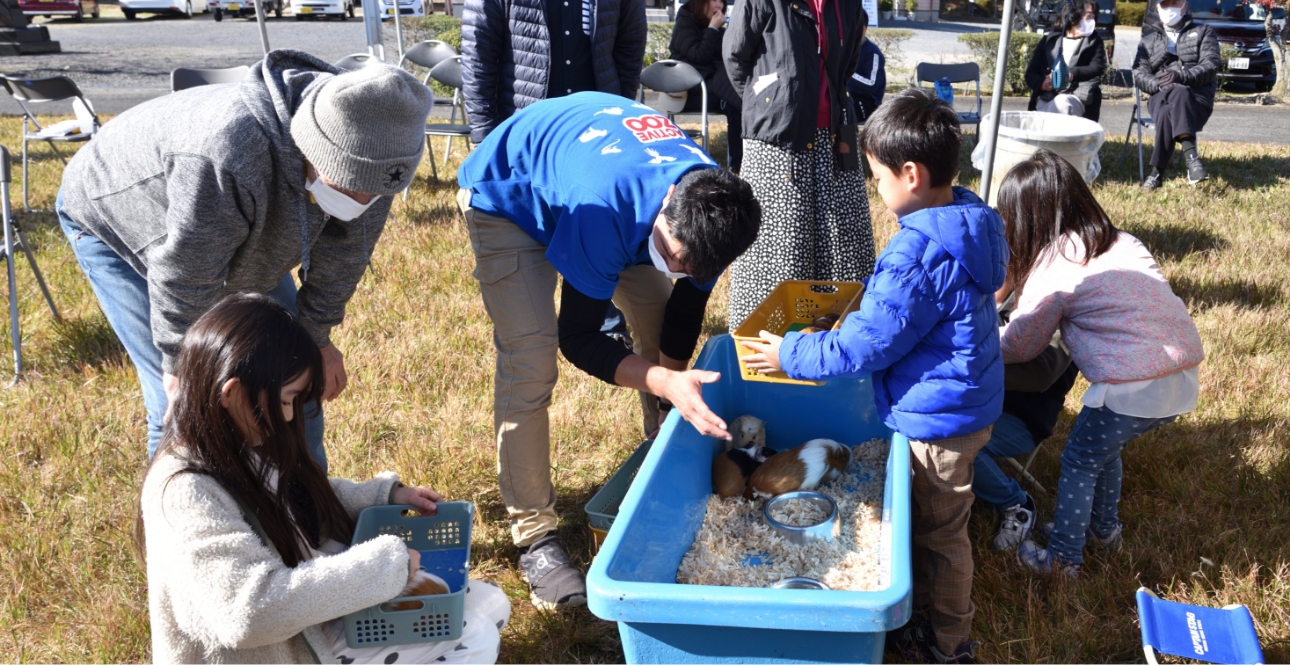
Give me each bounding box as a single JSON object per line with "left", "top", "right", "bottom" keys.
{"left": 669, "top": 0, "right": 744, "bottom": 170}
{"left": 1024, "top": 0, "right": 1107, "bottom": 120}
{"left": 847, "top": 10, "right": 885, "bottom": 123}
{"left": 972, "top": 295, "right": 1079, "bottom": 551}
{"left": 1132, "top": 0, "right": 1220, "bottom": 189}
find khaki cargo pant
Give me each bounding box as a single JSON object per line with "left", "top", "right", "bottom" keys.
{"left": 909, "top": 426, "right": 992, "bottom": 654}
{"left": 458, "top": 189, "right": 672, "bottom": 547}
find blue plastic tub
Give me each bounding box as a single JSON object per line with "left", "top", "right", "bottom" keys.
{"left": 586, "top": 335, "right": 912, "bottom": 664}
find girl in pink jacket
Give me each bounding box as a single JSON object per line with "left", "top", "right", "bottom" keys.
{"left": 996, "top": 150, "right": 1203, "bottom": 577}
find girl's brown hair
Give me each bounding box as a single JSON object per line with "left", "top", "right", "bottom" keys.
{"left": 134, "top": 293, "right": 354, "bottom": 567}
{"left": 996, "top": 149, "right": 1118, "bottom": 290}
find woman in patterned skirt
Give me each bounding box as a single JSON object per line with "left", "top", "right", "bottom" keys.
{"left": 723, "top": 1, "right": 876, "bottom": 328}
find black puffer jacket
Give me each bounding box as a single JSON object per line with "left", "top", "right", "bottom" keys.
{"left": 1132, "top": 15, "right": 1220, "bottom": 101}
{"left": 461, "top": 0, "right": 647, "bottom": 143}
{"left": 723, "top": 0, "right": 865, "bottom": 153}
{"left": 669, "top": 5, "right": 740, "bottom": 107}
{"left": 1024, "top": 31, "right": 1106, "bottom": 121}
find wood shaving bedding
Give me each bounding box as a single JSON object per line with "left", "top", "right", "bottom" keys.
{"left": 766, "top": 498, "right": 830, "bottom": 527}
{"left": 676, "top": 439, "right": 890, "bottom": 591}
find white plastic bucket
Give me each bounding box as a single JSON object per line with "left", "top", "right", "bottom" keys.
{"left": 972, "top": 111, "right": 1106, "bottom": 206}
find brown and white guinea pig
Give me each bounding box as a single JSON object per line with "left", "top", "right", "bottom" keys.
{"left": 387, "top": 570, "right": 451, "bottom": 610}
{"left": 712, "top": 415, "right": 772, "bottom": 498}
{"left": 747, "top": 438, "right": 851, "bottom": 500}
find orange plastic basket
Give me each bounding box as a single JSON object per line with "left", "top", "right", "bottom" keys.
{"left": 732, "top": 280, "right": 865, "bottom": 386}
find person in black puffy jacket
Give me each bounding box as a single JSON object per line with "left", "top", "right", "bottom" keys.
{"left": 1132, "top": 0, "right": 1220, "bottom": 189}
{"left": 669, "top": 0, "right": 743, "bottom": 170}
{"left": 461, "top": 0, "right": 647, "bottom": 145}
{"left": 1024, "top": 0, "right": 1106, "bottom": 121}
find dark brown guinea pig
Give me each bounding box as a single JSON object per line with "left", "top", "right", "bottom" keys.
{"left": 747, "top": 438, "right": 851, "bottom": 499}
{"left": 804, "top": 313, "right": 841, "bottom": 334}
{"left": 713, "top": 446, "right": 773, "bottom": 498}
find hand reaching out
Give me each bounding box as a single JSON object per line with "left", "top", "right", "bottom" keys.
{"left": 394, "top": 485, "right": 443, "bottom": 515}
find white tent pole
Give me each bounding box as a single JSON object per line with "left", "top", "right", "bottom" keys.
{"left": 978, "top": 0, "right": 1015, "bottom": 203}
{"left": 393, "top": 0, "right": 404, "bottom": 60}
{"left": 362, "top": 0, "right": 385, "bottom": 59}
{"left": 254, "top": 0, "right": 270, "bottom": 55}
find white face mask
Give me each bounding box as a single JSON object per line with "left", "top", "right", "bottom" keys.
{"left": 1158, "top": 5, "right": 1184, "bottom": 27}
{"left": 1078, "top": 17, "right": 1096, "bottom": 36}
{"left": 307, "top": 176, "right": 378, "bottom": 221}
{"left": 647, "top": 223, "right": 690, "bottom": 279}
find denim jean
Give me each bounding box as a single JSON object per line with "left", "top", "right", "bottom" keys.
{"left": 971, "top": 412, "right": 1037, "bottom": 511}
{"left": 57, "top": 192, "right": 327, "bottom": 470}
{"left": 1049, "top": 405, "right": 1175, "bottom": 565}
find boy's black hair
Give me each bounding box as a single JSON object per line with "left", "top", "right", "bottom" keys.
{"left": 664, "top": 168, "right": 762, "bottom": 284}
{"left": 859, "top": 88, "right": 961, "bottom": 188}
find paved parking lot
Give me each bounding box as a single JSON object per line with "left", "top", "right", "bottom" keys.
{"left": 1, "top": 8, "right": 1286, "bottom": 143}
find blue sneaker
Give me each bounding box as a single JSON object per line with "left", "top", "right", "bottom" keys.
{"left": 1017, "top": 540, "right": 1079, "bottom": 579}
{"left": 1041, "top": 522, "right": 1123, "bottom": 550}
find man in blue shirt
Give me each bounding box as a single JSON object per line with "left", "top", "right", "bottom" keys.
{"left": 457, "top": 91, "right": 761, "bottom": 610}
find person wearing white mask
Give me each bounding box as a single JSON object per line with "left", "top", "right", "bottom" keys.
{"left": 1133, "top": 0, "right": 1220, "bottom": 189}
{"left": 455, "top": 92, "right": 761, "bottom": 610}
{"left": 1025, "top": 0, "right": 1108, "bottom": 120}
{"left": 56, "top": 50, "right": 433, "bottom": 465}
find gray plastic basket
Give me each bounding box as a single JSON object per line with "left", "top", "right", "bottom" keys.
{"left": 585, "top": 439, "right": 653, "bottom": 533}
{"left": 343, "top": 502, "right": 473, "bottom": 649}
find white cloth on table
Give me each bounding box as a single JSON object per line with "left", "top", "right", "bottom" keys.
{"left": 1082, "top": 366, "right": 1200, "bottom": 419}
{"left": 324, "top": 580, "right": 512, "bottom": 664}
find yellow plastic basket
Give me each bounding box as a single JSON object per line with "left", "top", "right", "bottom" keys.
{"left": 732, "top": 280, "right": 865, "bottom": 386}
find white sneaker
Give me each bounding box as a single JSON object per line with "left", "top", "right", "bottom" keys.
{"left": 993, "top": 495, "right": 1035, "bottom": 551}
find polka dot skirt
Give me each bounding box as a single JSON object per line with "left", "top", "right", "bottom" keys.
{"left": 728, "top": 128, "right": 877, "bottom": 329}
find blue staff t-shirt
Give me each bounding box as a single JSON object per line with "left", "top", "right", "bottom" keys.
{"left": 458, "top": 91, "right": 719, "bottom": 300}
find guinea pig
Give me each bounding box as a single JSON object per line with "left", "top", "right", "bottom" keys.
{"left": 804, "top": 313, "right": 841, "bottom": 334}
{"left": 712, "top": 443, "right": 775, "bottom": 498}
{"left": 387, "top": 570, "right": 451, "bottom": 611}
{"left": 747, "top": 438, "right": 851, "bottom": 500}
{"left": 728, "top": 415, "right": 766, "bottom": 449}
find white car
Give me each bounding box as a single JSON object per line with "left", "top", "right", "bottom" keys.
{"left": 378, "top": 0, "right": 423, "bottom": 19}
{"left": 291, "top": 0, "right": 352, "bottom": 19}
{"left": 120, "top": 0, "right": 208, "bottom": 19}
{"left": 213, "top": 0, "right": 283, "bottom": 20}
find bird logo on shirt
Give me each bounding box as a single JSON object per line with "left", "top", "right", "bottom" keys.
{"left": 645, "top": 148, "right": 676, "bottom": 164}
{"left": 601, "top": 139, "right": 622, "bottom": 155}
{"left": 594, "top": 107, "right": 624, "bottom": 116}
{"left": 681, "top": 143, "right": 713, "bottom": 165}
{"left": 579, "top": 127, "right": 608, "bottom": 143}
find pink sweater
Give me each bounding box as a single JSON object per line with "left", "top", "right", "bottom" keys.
{"left": 1001, "top": 232, "right": 1204, "bottom": 384}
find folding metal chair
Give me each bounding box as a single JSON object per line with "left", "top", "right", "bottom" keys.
{"left": 398, "top": 39, "right": 458, "bottom": 75}
{"left": 1120, "top": 85, "right": 1154, "bottom": 184}
{"left": 0, "top": 146, "right": 62, "bottom": 381}
{"left": 0, "top": 75, "right": 99, "bottom": 212}
{"left": 170, "top": 65, "right": 251, "bottom": 92}
{"left": 915, "top": 62, "right": 983, "bottom": 133}
{"left": 333, "top": 53, "right": 379, "bottom": 71}
{"left": 638, "top": 59, "right": 708, "bottom": 150}
{"left": 1136, "top": 588, "right": 1265, "bottom": 664}
{"left": 1001, "top": 447, "right": 1046, "bottom": 493}
{"left": 422, "top": 56, "right": 472, "bottom": 181}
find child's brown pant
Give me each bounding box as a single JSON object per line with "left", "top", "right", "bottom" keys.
{"left": 910, "top": 426, "right": 992, "bottom": 654}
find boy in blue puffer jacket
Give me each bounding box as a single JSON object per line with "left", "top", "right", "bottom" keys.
{"left": 743, "top": 89, "right": 1007, "bottom": 664}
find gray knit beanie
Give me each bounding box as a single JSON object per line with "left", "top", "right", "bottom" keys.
{"left": 291, "top": 64, "right": 433, "bottom": 195}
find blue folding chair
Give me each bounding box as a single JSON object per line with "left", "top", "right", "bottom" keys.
{"left": 1136, "top": 588, "right": 1265, "bottom": 664}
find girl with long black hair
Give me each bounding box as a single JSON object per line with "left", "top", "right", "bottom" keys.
{"left": 136, "top": 293, "right": 509, "bottom": 664}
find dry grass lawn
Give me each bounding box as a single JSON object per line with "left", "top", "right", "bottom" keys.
{"left": 0, "top": 114, "right": 1287, "bottom": 663}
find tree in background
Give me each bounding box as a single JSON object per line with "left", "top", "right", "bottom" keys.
{"left": 1254, "top": 0, "right": 1288, "bottom": 96}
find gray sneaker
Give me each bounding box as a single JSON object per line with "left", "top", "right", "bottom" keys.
{"left": 518, "top": 534, "right": 587, "bottom": 610}
{"left": 993, "top": 494, "right": 1035, "bottom": 551}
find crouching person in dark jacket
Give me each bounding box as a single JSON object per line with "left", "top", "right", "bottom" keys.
{"left": 1132, "top": 0, "right": 1220, "bottom": 189}
{"left": 669, "top": 0, "right": 744, "bottom": 170}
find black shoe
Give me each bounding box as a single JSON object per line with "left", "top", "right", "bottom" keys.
{"left": 887, "top": 620, "right": 978, "bottom": 664}
{"left": 1142, "top": 171, "right": 1165, "bottom": 191}
{"left": 1185, "top": 153, "right": 1209, "bottom": 185}
{"left": 518, "top": 534, "right": 586, "bottom": 610}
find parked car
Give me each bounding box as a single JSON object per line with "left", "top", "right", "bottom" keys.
{"left": 291, "top": 0, "right": 353, "bottom": 19}
{"left": 378, "top": 0, "right": 423, "bottom": 19}
{"left": 18, "top": 0, "right": 98, "bottom": 20}
{"left": 213, "top": 0, "right": 283, "bottom": 20}
{"left": 120, "top": 0, "right": 208, "bottom": 18}
{"left": 1187, "top": 0, "right": 1283, "bottom": 91}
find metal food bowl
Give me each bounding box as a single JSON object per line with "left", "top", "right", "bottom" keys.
{"left": 763, "top": 490, "right": 841, "bottom": 545}
{"left": 769, "top": 577, "right": 831, "bottom": 590}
